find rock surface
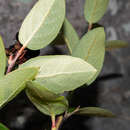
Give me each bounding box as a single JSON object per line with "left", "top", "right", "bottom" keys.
{"left": 0, "top": 0, "right": 130, "bottom": 130}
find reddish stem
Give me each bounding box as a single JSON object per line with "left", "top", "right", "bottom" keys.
{"left": 51, "top": 115, "right": 56, "bottom": 130}
{"left": 88, "top": 23, "right": 92, "bottom": 31}
{"left": 6, "top": 46, "right": 26, "bottom": 74}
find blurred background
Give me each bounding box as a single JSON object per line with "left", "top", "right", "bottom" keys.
{"left": 0, "top": 0, "right": 130, "bottom": 130}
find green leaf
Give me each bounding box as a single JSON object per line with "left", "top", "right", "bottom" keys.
{"left": 106, "top": 40, "right": 129, "bottom": 50}
{"left": 26, "top": 81, "right": 68, "bottom": 116}
{"left": 0, "top": 123, "right": 9, "bottom": 130}
{"left": 63, "top": 18, "right": 79, "bottom": 54}
{"left": 0, "top": 36, "right": 6, "bottom": 78}
{"left": 0, "top": 67, "right": 38, "bottom": 108}
{"left": 27, "top": 81, "right": 63, "bottom": 102}
{"left": 19, "top": 0, "right": 65, "bottom": 50}
{"left": 72, "top": 28, "right": 105, "bottom": 85}
{"left": 75, "top": 107, "right": 115, "bottom": 118}
{"left": 20, "top": 55, "right": 97, "bottom": 94}
{"left": 84, "top": 0, "right": 109, "bottom": 23}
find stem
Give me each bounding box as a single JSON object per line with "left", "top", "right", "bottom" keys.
{"left": 6, "top": 45, "right": 26, "bottom": 74}
{"left": 51, "top": 114, "right": 56, "bottom": 130}
{"left": 88, "top": 23, "right": 92, "bottom": 31}
{"left": 56, "top": 116, "right": 63, "bottom": 130}
{"left": 64, "top": 106, "right": 80, "bottom": 119}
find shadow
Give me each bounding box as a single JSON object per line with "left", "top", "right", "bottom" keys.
{"left": 60, "top": 81, "right": 99, "bottom": 130}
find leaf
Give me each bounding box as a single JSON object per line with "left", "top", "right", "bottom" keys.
{"left": 75, "top": 107, "right": 115, "bottom": 118}
{"left": 106, "top": 40, "right": 129, "bottom": 50}
{"left": 0, "top": 67, "right": 38, "bottom": 108}
{"left": 26, "top": 81, "right": 68, "bottom": 116}
{"left": 19, "top": 0, "right": 65, "bottom": 50}
{"left": 0, "top": 36, "right": 6, "bottom": 78}
{"left": 0, "top": 123, "right": 9, "bottom": 130}
{"left": 20, "top": 55, "right": 97, "bottom": 94}
{"left": 84, "top": 0, "right": 109, "bottom": 23}
{"left": 27, "top": 81, "right": 64, "bottom": 102}
{"left": 63, "top": 18, "right": 79, "bottom": 54}
{"left": 72, "top": 28, "right": 105, "bottom": 85}
{"left": 15, "top": 0, "right": 33, "bottom": 3}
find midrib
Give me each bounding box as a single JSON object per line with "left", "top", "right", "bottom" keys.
{"left": 24, "top": 0, "right": 55, "bottom": 47}
{"left": 36, "top": 70, "right": 95, "bottom": 78}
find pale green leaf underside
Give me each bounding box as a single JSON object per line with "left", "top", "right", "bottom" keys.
{"left": 26, "top": 82, "right": 68, "bottom": 116}
{"left": 20, "top": 55, "right": 96, "bottom": 94}
{"left": 0, "top": 123, "right": 9, "bottom": 130}
{"left": 75, "top": 107, "right": 115, "bottom": 117}
{"left": 106, "top": 40, "right": 129, "bottom": 50}
{"left": 19, "top": 0, "right": 65, "bottom": 50}
{"left": 0, "top": 36, "right": 6, "bottom": 78}
{"left": 72, "top": 28, "right": 105, "bottom": 85}
{"left": 0, "top": 67, "right": 38, "bottom": 108}
{"left": 84, "top": 0, "right": 109, "bottom": 23}
{"left": 63, "top": 18, "right": 79, "bottom": 54}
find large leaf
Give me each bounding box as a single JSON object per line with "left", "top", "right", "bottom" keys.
{"left": 106, "top": 40, "right": 129, "bottom": 50}
{"left": 0, "top": 123, "right": 9, "bottom": 130}
{"left": 0, "top": 67, "right": 38, "bottom": 108}
{"left": 84, "top": 0, "right": 109, "bottom": 23}
{"left": 19, "top": 0, "right": 65, "bottom": 50}
{"left": 72, "top": 28, "right": 105, "bottom": 85}
{"left": 0, "top": 36, "right": 6, "bottom": 78}
{"left": 63, "top": 18, "right": 79, "bottom": 54}
{"left": 26, "top": 81, "right": 68, "bottom": 116}
{"left": 75, "top": 107, "right": 115, "bottom": 117}
{"left": 20, "top": 55, "right": 97, "bottom": 94}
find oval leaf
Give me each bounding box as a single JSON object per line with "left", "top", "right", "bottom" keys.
{"left": 63, "top": 18, "right": 79, "bottom": 54}
{"left": 20, "top": 55, "right": 97, "bottom": 94}
{"left": 72, "top": 28, "right": 105, "bottom": 85}
{"left": 26, "top": 81, "right": 68, "bottom": 116}
{"left": 0, "top": 36, "right": 6, "bottom": 78}
{"left": 75, "top": 107, "right": 115, "bottom": 118}
{"left": 84, "top": 0, "right": 109, "bottom": 23}
{"left": 19, "top": 0, "right": 65, "bottom": 50}
{"left": 0, "top": 67, "right": 38, "bottom": 108}
{"left": 106, "top": 40, "right": 129, "bottom": 50}
{"left": 0, "top": 123, "right": 9, "bottom": 130}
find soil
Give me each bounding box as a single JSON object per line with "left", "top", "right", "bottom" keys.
{"left": 0, "top": 0, "right": 130, "bottom": 130}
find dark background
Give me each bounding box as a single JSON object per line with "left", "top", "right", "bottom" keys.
{"left": 0, "top": 0, "right": 130, "bottom": 130}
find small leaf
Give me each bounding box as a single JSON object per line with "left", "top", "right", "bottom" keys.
{"left": 0, "top": 36, "right": 6, "bottom": 78}
{"left": 75, "top": 107, "right": 115, "bottom": 117}
{"left": 106, "top": 40, "right": 129, "bottom": 50}
{"left": 72, "top": 28, "right": 105, "bottom": 85}
{"left": 16, "top": 0, "right": 33, "bottom": 3}
{"left": 84, "top": 0, "right": 109, "bottom": 23}
{"left": 20, "top": 55, "right": 97, "bottom": 94}
{"left": 0, "top": 67, "right": 38, "bottom": 108}
{"left": 19, "top": 0, "right": 65, "bottom": 50}
{"left": 27, "top": 81, "right": 63, "bottom": 102}
{"left": 63, "top": 18, "right": 79, "bottom": 54}
{"left": 26, "top": 81, "right": 68, "bottom": 116}
{"left": 0, "top": 123, "right": 9, "bottom": 130}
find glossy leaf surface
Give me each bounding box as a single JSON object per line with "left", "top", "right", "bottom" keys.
{"left": 0, "top": 36, "right": 6, "bottom": 78}
{"left": 19, "top": 0, "right": 65, "bottom": 50}
{"left": 20, "top": 55, "right": 96, "bottom": 94}
{"left": 84, "top": 0, "right": 109, "bottom": 23}
{"left": 75, "top": 107, "right": 115, "bottom": 117}
{"left": 26, "top": 81, "right": 68, "bottom": 116}
{"left": 72, "top": 28, "right": 105, "bottom": 85}
{"left": 0, "top": 67, "right": 38, "bottom": 108}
